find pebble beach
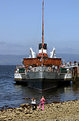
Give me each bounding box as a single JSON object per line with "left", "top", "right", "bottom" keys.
{"left": 0, "top": 100, "right": 79, "bottom": 121}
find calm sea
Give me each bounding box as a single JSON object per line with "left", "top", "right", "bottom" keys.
{"left": 0, "top": 65, "right": 79, "bottom": 110}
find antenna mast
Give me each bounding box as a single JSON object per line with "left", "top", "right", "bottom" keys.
{"left": 42, "top": 0, "right": 44, "bottom": 62}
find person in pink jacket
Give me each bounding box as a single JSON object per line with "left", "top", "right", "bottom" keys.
{"left": 39, "top": 96, "right": 45, "bottom": 111}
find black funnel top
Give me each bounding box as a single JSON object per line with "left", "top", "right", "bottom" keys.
{"left": 39, "top": 43, "right": 47, "bottom": 50}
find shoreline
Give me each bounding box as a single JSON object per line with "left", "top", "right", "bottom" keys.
{"left": 0, "top": 100, "right": 79, "bottom": 121}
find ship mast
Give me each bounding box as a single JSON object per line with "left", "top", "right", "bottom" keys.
{"left": 42, "top": 0, "right": 44, "bottom": 63}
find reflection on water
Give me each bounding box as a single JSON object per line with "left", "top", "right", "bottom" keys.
{"left": 14, "top": 81, "right": 79, "bottom": 106}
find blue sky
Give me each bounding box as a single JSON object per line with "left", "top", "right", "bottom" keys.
{"left": 0, "top": 0, "right": 79, "bottom": 55}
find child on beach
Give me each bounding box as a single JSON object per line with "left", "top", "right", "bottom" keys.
{"left": 31, "top": 97, "right": 37, "bottom": 110}
{"left": 39, "top": 96, "right": 45, "bottom": 111}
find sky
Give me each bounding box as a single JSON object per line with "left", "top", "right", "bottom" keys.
{"left": 0, "top": 0, "right": 79, "bottom": 55}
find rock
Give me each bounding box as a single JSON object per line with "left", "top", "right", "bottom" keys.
{"left": 16, "top": 107, "right": 23, "bottom": 112}
{"left": 1, "top": 100, "right": 79, "bottom": 120}
{"left": 8, "top": 117, "right": 13, "bottom": 120}
{"left": 56, "top": 105, "right": 60, "bottom": 108}
{"left": 26, "top": 114, "right": 32, "bottom": 117}
{"left": 24, "top": 97, "right": 30, "bottom": 100}
{"left": 15, "top": 110, "right": 21, "bottom": 115}
{"left": 7, "top": 109, "right": 13, "bottom": 112}
{"left": 0, "top": 115, "right": 7, "bottom": 119}
{"left": 20, "top": 103, "right": 31, "bottom": 109}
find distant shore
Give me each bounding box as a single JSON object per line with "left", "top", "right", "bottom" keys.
{"left": 0, "top": 100, "right": 79, "bottom": 121}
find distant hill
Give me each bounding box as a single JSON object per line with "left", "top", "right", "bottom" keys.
{"left": 0, "top": 55, "right": 27, "bottom": 65}
{"left": 57, "top": 53, "right": 79, "bottom": 63}
{"left": 0, "top": 53, "right": 79, "bottom": 65}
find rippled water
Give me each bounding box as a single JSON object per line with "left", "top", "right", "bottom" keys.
{"left": 0, "top": 65, "right": 79, "bottom": 110}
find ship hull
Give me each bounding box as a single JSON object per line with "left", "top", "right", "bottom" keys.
{"left": 14, "top": 67, "right": 71, "bottom": 91}
{"left": 26, "top": 71, "right": 64, "bottom": 91}
{"left": 27, "top": 78, "right": 58, "bottom": 91}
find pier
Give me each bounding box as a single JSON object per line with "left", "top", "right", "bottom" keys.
{"left": 72, "top": 62, "right": 79, "bottom": 82}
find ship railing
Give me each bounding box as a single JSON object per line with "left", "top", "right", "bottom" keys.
{"left": 26, "top": 68, "right": 58, "bottom": 72}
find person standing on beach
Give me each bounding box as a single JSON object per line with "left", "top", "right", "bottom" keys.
{"left": 31, "top": 97, "right": 37, "bottom": 110}
{"left": 39, "top": 96, "right": 45, "bottom": 111}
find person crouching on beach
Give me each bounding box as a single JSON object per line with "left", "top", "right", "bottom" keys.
{"left": 39, "top": 96, "right": 45, "bottom": 111}
{"left": 31, "top": 97, "right": 37, "bottom": 110}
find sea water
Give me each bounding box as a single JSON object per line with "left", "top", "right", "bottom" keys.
{"left": 0, "top": 65, "right": 79, "bottom": 110}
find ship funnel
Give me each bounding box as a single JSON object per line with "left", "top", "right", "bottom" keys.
{"left": 39, "top": 43, "right": 47, "bottom": 56}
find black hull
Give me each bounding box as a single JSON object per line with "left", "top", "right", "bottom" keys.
{"left": 27, "top": 79, "right": 59, "bottom": 91}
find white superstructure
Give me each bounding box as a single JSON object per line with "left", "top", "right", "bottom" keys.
{"left": 50, "top": 48, "right": 56, "bottom": 58}
{"left": 29, "top": 48, "right": 36, "bottom": 58}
